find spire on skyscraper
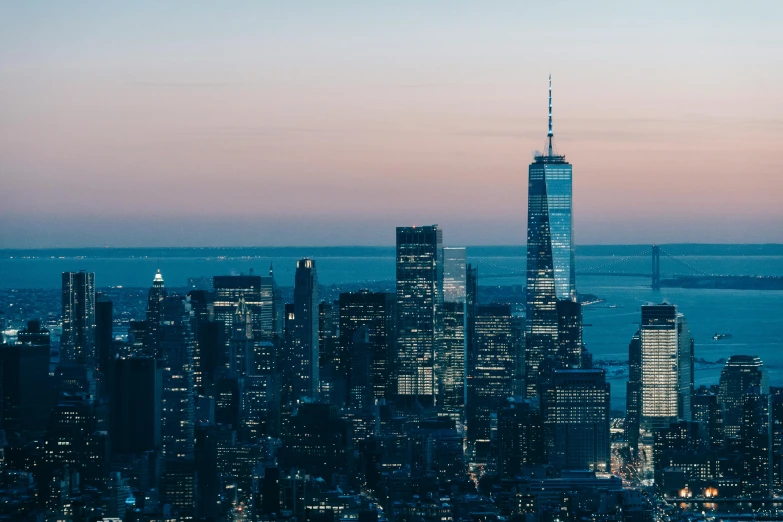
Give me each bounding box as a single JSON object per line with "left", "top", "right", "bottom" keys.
{"left": 547, "top": 74, "right": 554, "bottom": 157}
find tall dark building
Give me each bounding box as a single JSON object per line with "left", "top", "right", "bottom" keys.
{"left": 719, "top": 355, "right": 766, "bottom": 439}
{"left": 159, "top": 296, "right": 195, "bottom": 461}
{"left": 95, "top": 295, "right": 113, "bottom": 377}
{"left": 467, "top": 304, "right": 522, "bottom": 461}
{"left": 109, "top": 356, "right": 162, "bottom": 455}
{"left": 556, "top": 299, "right": 583, "bottom": 369}
{"left": 525, "top": 78, "right": 575, "bottom": 398}
{"left": 497, "top": 398, "right": 545, "bottom": 479}
{"left": 625, "top": 331, "right": 642, "bottom": 450}
{"left": 61, "top": 271, "right": 96, "bottom": 365}
{"left": 1, "top": 321, "right": 51, "bottom": 435}
{"left": 395, "top": 225, "right": 442, "bottom": 405}
{"left": 339, "top": 290, "right": 395, "bottom": 405}
{"left": 293, "top": 258, "right": 319, "bottom": 401}
{"left": 741, "top": 386, "right": 772, "bottom": 497}
{"left": 541, "top": 369, "right": 610, "bottom": 472}
{"left": 146, "top": 269, "right": 168, "bottom": 357}
{"left": 692, "top": 385, "right": 723, "bottom": 449}
{"left": 769, "top": 387, "right": 783, "bottom": 491}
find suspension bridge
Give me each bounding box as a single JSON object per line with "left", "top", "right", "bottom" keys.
{"left": 480, "top": 245, "right": 783, "bottom": 290}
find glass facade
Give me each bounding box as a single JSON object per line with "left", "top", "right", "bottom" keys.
{"left": 395, "top": 225, "right": 442, "bottom": 404}
{"left": 525, "top": 154, "right": 574, "bottom": 398}
{"left": 639, "top": 304, "right": 693, "bottom": 429}
{"left": 61, "top": 271, "right": 96, "bottom": 366}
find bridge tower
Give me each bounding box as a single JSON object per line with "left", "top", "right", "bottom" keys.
{"left": 651, "top": 245, "right": 661, "bottom": 290}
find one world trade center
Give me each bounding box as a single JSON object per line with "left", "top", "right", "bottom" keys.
{"left": 524, "top": 76, "right": 576, "bottom": 398}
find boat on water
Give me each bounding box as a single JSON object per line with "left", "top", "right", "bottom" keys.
{"left": 713, "top": 333, "right": 733, "bottom": 340}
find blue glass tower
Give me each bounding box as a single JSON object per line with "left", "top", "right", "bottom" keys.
{"left": 525, "top": 76, "right": 576, "bottom": 398}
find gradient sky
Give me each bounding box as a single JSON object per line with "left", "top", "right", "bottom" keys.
{"left": 1, "top": 1, "right": 782, "bottom": 248}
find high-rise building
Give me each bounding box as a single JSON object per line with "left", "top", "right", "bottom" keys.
{"left": 146, "top": 269, "right": 168, "bottom": 357}
{"left": 741, "top": 386, "right": 772, "bottom": 497}
{"left": 497, "top": 398, "right": 545, "bottom": 479}
{"left": 338, "top": 290, "right": 395, "bottom": 404}
{"left": 95, "top": 295, "right": 113, "bottom": 377}
{"left": 213, "top": 274, "right": 279, "bottom": 342}
{"left": 61, "top": 271, "right": 96, "bottom": 365}
{"left": 556, "top": 299, "right": 583, "bottom": 369}
{"left": 639, "top": 304, "right": 693, "bottom": 429}
{"left": 109, "top": 356, "right": 162, "bottom": 455}
{"left": 467, "top": 304, "right": 523, "bottom": 461}
{"left": 769, "top": 387, "right": 783, "bottom": 491}
{"left": 541, "top": 369, "right": 611, "bottom": 472}
{"left": 692, "top": 385, "right": 723, "bottom": 449}
{"left": 396, "top": 225, "right": 442, "bottom": 406}
{"left": 293, "top": 258, "right": 319, "bottom": 401}
{"left": 525, "top": 78, "right": 575, "bottom": 398}
{"left": 440, "top": 247, "right": 467, "bottom": 419}
{"left": 625, "top": 331, "right": 642, "bottom": 450}
{"left": 159, "top": 296, "right": 195, "bottom": 461}
{"left": 718, "top": 355, "right": 767, "bottom": 439}
{"left": 1, "top": 321, "right": 51, "bottom": 435}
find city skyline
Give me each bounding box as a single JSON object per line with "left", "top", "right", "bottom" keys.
{"left": 2, "top": 2, "right": 783, "bottom": 248}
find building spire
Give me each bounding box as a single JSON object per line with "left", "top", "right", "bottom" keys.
{"left": 547, "top": 74, "right": 554, "bottom": 157}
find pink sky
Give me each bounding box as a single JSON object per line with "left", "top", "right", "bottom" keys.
{"left": 1, "top": 2, "right": 782, "bottom": 247}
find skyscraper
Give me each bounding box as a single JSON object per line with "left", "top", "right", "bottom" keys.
{"left": 1, "top": 321, "right": 51, "bottom": 435}
{"left": 338, "top": 290, "right": 395, "bottom": 404}
{"left": 541, "top": 369, "right": 610, "bottom": 472}
{"left": 61, "top": 271, "right": 96, "bottom": 365}
{"left": 718, "top": 355, "right": 767, "bottom": 439}
{"left": 467, "top": 304, "right": 523, "bottom": 461}
{"left": 213, "top": 274, "right": 279, "bottom": 342}
{"left": 146, "top": 269, "right": 168, "bottom": 357}
{"left": 159, "top": 296, "right": 196, "bottom": 461}
{"left": 639, "top": 304, "right": 693, "bottom": 429}
{"left": 525, "top": 77, "right": 575, "bottom": 398}
{"left": 440, "top": 247, "right": 467, "bottom": 419}
{"left": 396, "top": 225, "right": 443, "bottom": 406}
{"left": 109, "top": 356, "right": 162, "bottom": 455}
{"left": 293, "top": 258, "right": 319, "bottom": 401}
{"left": 625, "top": 331, "right": 642, "bottom": 450}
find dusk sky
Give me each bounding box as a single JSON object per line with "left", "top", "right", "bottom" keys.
{"left": 1, "top": 2, "right": 782, "bottom": 248}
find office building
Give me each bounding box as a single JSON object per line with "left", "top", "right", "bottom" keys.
{"left": 396, "top": 225, "right": 442, "bottom": 405}
{"left": 61, "top": 271, "right": 96, "bottom": 365}
{"left": 213, "top": 273, "right": 279, "bottom": 342}
{"left": 440, "top": 247, "right": 467, "bottom": 419}
{"left": 497, "top": 398, "right": 545, "bottom": 479}
{"left": 556, "top": 299, "right": 583, "bottom": 369}
{"left": 146, "top": 269, "right": 168, "bottom": 357}
{"left": 692, "top": 386, "right": 723, "bottom": 449}
{"left": 741, "top": 386, "right": 772, "bottom": 497}
{"left": 95, "top": 295, "right": 113, "bottom": 377}
{"left": 109, "top": 356, "right": 162, "bottom": 455}
{"left": 293, "top": 258, "right": 319, "bottom": 401}
{"left": 625, "top": 331, "right": 642, "bottom": 450}
{"left": 467, "top": 304, "right": 523, "bottom": 461}
{"left": 639, "top": 304, "right": 693, "bottom": 429}
{"left": 159, "top": 296, "right": 195, "bottom": 461}
{"left": 1, "top": 321, "right": 51, "bottom": 435}
{"left": 541, "top": 369, "right": 610, "bottom": 472}
{"left": 525, "top": 78, "right": 575, "bottom": 398}
{"left": 339, "top": 290, "right": 395, "bottom": 404}
{"left": 719, "top": 355, "right": 767, "bottom": 439}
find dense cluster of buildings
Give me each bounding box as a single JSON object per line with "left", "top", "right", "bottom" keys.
{"left": 0, "top": 79, "right": 779, "bottom": 522}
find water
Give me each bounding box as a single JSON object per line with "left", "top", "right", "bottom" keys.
{"left": 2, "top": 245, "right": 782, "bottom": 410}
